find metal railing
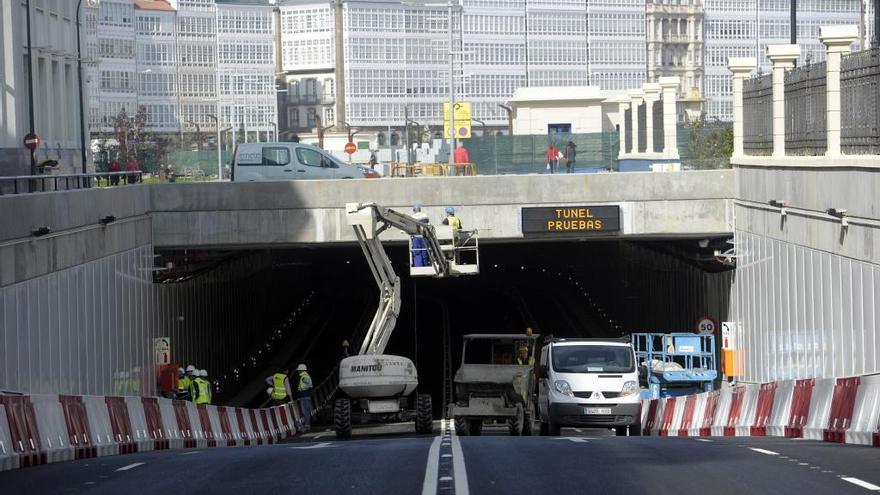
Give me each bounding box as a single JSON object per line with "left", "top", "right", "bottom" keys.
{"left": 841, "top": 48, "right": 880, "bottom": 155}
{"left": 785, "top": 61, "right": 827, "bottom": 156}
{"left": 0, "top": 171, "right": 144, "bottom": 195}
{"left": 743, "top": 74, "right": 773, "bottom": 155}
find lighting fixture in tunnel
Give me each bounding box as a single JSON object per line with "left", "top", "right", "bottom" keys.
{"left": 99, "top": 215, "right": 116, "bottom": 225}
{"left": 31, "top": 226, "right": 51, "bottom": 237}
{"left": 698, "top": 239, "right": 710, "bottom": 249}
{"left": 768, "top": 199, "right": 788, "bottom": 208}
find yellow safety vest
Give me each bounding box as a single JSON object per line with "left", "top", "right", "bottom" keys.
{"left": 178, "top": 375, "right": 192, "bottom": 392}
{"left": 297, "top": 371, "right": 312, "bottom": 392}
{"left": 272, "top": 373, "right": 288, "bottom": 400}
{"left": 447, "top": 215, "right": 462, "bottom": 230}
{"left": 193, "top": 378, "right": 212, "bottom": 405}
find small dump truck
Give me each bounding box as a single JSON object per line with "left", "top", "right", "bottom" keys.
{"left": 447, "top": 333, "right": 540, "bottom": 436}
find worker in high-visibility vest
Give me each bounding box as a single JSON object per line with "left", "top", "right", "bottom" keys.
{"left": 295, "top": 364, "right": 314, "bottom": 433}
{"left": 178, "top": 366, "right": 195, "bottom": 401}
{"left": 191, "top": 369, "right": 212, "bottom": 405}
{"left": 264, "top": 369, "right": 292, "bottom": 406}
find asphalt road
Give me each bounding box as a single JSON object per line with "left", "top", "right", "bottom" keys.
{"left": 2, "top": 424, "right": 879, "bottom": 495}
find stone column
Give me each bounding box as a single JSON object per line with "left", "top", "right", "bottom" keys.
{"left": 767, "top": 44, "right": 801, "bottom": 157}
{"left": 819, "top": 25, "right": 859, "bottom": 158}
{"left": 642, "top": 83, "right": 661, "bottom": 154}
{"left": 617, "top": 95, "right": 630, "bottom": 156}
{"left": 628, "top": 89, "right": 644, "bottom": 155}
{"left": 658, "top": 76, "right": 681, "bottom": 159}
{"left": 727, "top": 58, "right": 757, "bottom": 158}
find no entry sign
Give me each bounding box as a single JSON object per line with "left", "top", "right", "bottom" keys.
{"left": 23, "top": 133, "right": 40, "bottom": 151}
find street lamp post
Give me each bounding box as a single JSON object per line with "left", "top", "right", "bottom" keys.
{"left": 206, "top": 114, "right": 221, "bottom": 180}
{"left": 76, "top": 0, "right": 97, "bottom": 174}
{"left": 447, "top": 0, "right": 455, "bottom": 168}
{"left": 25, "top": 0, "right": 37, "bottom": 175}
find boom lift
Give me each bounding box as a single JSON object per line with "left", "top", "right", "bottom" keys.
{"left": 334, "top": 203, "right": 479, "bottom": 438}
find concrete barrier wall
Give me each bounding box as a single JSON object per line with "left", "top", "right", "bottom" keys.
{"left": 0, "top": 392, "right": 297, "bottom": 473}
{"left": 148, "top": 170, "right": 734, "bottom": 247}
{"left": 641, "top": 373, "right": 880, "bottom": 447}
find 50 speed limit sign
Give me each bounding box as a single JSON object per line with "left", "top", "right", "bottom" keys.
{"left": 695, "top": 316, "right": 717, "bottom": 335}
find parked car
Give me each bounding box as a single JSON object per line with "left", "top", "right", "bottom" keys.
{"left": 232, "top": 142, "right": 372, "bottom": 181}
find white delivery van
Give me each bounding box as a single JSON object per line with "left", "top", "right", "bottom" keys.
{"left": 537, "top": 338, "right": 642, "bottom": 436}
{"left": 231, "top": 142, "right": 372, "bottom": 181}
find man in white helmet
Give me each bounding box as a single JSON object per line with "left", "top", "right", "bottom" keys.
{"left": 178, "top": 366, "right": 196, "bottom": 401}
{"left": 295, "top": 364, "right": 313, "bottom": 432}
{"left": 191, "top": 370, "right": 212, "bottom": 405}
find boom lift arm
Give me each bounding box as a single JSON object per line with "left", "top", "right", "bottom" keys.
{"left": 346, "top": 202, "right": 451, "bottom": 356}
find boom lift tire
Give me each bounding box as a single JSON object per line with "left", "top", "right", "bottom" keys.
{"left": 454, "top": 416, "right": 470, "bottom": 436}
{"left": 507, "top": 404, "right": 524, "bottom": 436}
{"left": 522, "top": 402, "right": 536, "bottom": 436}
{"left": 415, "top": 394, "right": 433, "bottom": 434}
{"left": 334, "top": 398, "right": 352, "bottom": 439}
{"left": 615, "top": 426, "right": 628, "bottom": 436}
{"left": 628, "top": 423, "right": 642, "bottom": 436}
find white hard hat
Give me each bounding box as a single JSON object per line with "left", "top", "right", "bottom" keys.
{"left": 186, "top": 365, "right": 196, "bottom": 373}
{"left": 200, "top": 369, "right": 208, "bottom": 377}
{"left": 266, "top": 387, "right": 274, "bottom": 396}
{"left": 296, "top": 363, "right": 307, "bottom": 371}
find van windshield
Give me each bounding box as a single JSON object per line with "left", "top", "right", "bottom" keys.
{"left": 551, "top": 345, "right": 634, "bottom": 373}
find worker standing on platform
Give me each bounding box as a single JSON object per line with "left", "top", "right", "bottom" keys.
{"left": 295, "top": 364, "right": 314, "bottom": 432}
{"left": 411, "top": 205, "right": 430, "bottom": 267}
{"left": 191, "top": 369, "right": 212, "bottom": 405}
{"left": 441, "top": 207, "right": 461, "bottom": 231}
{"left": 265, "top": 369, "right": 292, "bottom": 406}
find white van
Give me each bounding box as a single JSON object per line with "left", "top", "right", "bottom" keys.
{"left": 232, "top": 142, "right": 372, "bottom": 181}
{"left": 537, "top": 338, "right": 642, "bottom": 436}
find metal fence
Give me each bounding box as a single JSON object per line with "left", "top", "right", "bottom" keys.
{"left": 743, "top": 74, "right": 773, "bottom": 155}
{"left": 785, "top": 61, "right": 827, "bottom": 155}
{"left": 461, "top": 132, "right": 619, "bottom": 174}
{"left": 841, "top": 47, "right": 880, "bottom": 154}
{"left": 0, "top": 171, "right": 144, "bottom": 195}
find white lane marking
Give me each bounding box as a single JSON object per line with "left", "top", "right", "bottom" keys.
{"left": 289, "top": 442, "right": 335, "bottom": 450}
{"left": 116, "top": 462, "right": 145, "bottom": 472}
{"left": 314, "top": 434, "right": 326, "bottom": 439}
{"left": 441, "top": 454, "right": 452, "bottom": 458}
{"left": 841, "top": 478, "right": 880, "bottom": 491}
{"left": 749, "top": 448, "right": 780, "bottom": 456}
{"left": 553, "top": 437, "right": 590, "bottom": 443}
{"left": 420, "top": 435, "right": 442, "bottom": 495}
{"left": 799, "top": 463, "right": 809, "bottom": 466}
{"left": 179, "top": 451, "right": 202, "bottom": 456}
{"left": 694, "top": 439, "right": 713, "bottom": 443}
{"left": 450, "top": 422, "right": 470, "bottom": 495}
{"left": 439, "top": 476, "right": 453, "bottom": 482}
{"left": 574, "top": 428, "right": 583, "bottom": 433}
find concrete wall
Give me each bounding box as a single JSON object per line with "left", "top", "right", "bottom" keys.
{"left": 731, "top": 163, "right": 880, "bottom": 382}
{"left": 149, "top": 170, "right": 734, "bottom": 248}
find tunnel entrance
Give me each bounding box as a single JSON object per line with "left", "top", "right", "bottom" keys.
{"left": 154, "top": 238, "right": 732, "bottom": 411}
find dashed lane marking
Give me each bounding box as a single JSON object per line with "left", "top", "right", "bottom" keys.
{"left": 115, "top": 462, "right": 145, "bottom": 472}
{"left": 694, "top": 439, "right": 713, "bottom": 443}
{"left": 179, "top": 451, "right": 202, "bottom": 456}
{"left": 553, "top": 437, "right": 590, "bottom": 443}
{"left": 841, "top": 478, "right": 880, "bottom": 491}
{"left": 289, "top": 442, "right": 335, "bottom": 450}
{"left": 749, "top": 448, "right": 780, "bottom": 456}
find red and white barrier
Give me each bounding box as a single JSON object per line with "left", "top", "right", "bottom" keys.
{"left": 845, "top": 374, "right": 880, "bottom": 446}
{"left": 764, "top": 380, "right": 794, "bottom": 437}
{"left": 0, "top": 403, "right": 20, "bottom": 471}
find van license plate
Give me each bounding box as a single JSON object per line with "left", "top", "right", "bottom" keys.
{"left": 584, "top": 407, "right": 612, "bottom": 415}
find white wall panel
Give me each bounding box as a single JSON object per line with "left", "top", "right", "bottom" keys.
{"left": 734, "top": 230, "right": 880, "bottom": 382}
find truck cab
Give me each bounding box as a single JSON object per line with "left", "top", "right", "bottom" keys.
{"left": 537, "top": 338, "right": 642, "bottom": 436}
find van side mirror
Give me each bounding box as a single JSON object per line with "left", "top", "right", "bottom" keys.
{"left": 540, "top": 365, "right": 549, "bottom": 377}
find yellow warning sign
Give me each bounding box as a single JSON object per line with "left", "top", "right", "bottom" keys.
{"left": 443, "top": 102, "right": 472, "bottom": 139}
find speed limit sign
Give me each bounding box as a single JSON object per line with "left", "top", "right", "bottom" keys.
{"left": 695, "top": 316, "right": 717, "bottom": 335}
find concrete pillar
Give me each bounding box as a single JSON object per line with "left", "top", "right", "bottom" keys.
{"left": 616, "top": 95, "right": 630, "bottom": 156}
{"left": 628, "top": 89, "right": 644, "bottom": 155}
{"left": 819, "top": 25, "right": 859, "bottom": 158}
{"left": 658, "top": 76, "right": 681, "bottom": 159}
{"left": 642, "top": 83, "right": 661, "bottom": 154}
{"left": 767, "top": 44, "right": 801, "bottom": 157}
{"left": 727, "top": 58, "right": 757, "bottom": 158}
